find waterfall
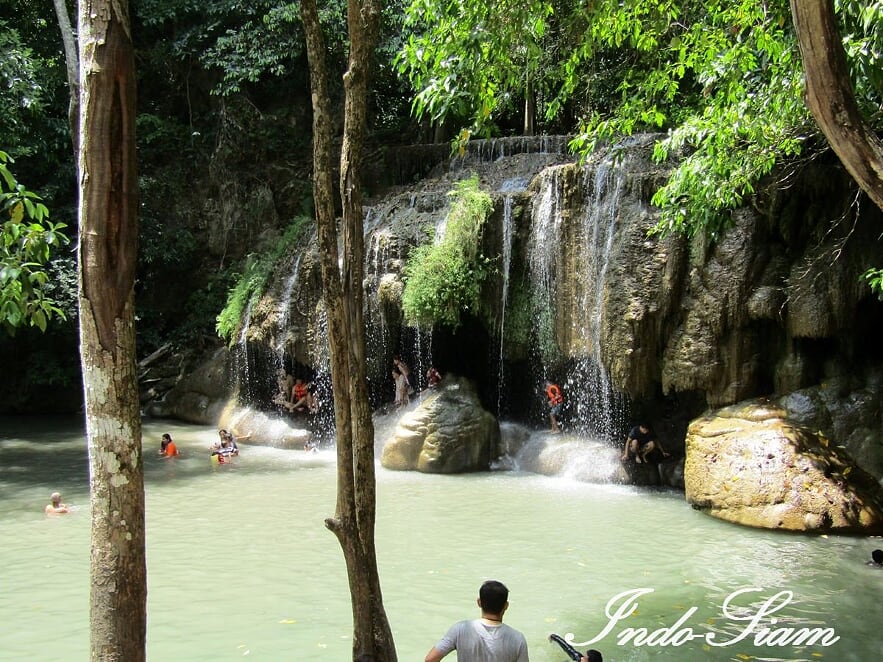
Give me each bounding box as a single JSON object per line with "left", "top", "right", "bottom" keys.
{"left": 524, "top": 158, "right": 628, "bottom": 441}
{"left": 496, "top": 177, "right": 528, "bottom": 413}
{"left": 273, "top": 252, "right": 303, "bottom": 365}
{"left": 232, "top": 297, "right": 256, "bottom": 403}
{"left": 526, "top": 167, "right": 563, "bottom": 372}
{"left": 568, "top": 159, "right": 628, "bottom": 439}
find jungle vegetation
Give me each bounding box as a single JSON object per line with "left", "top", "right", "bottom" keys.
{"left": 1, "top": 0, "right": 882, "bottom": 410}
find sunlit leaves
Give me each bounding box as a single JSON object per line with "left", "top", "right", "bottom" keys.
{"left": 398, "top": 0, "right": 881, "bottom": 239}
{"left": 0, "top": 152, "right": 69, "bottom": 335}
{"left": 401, "top": 176, "right": 494, "bottom": 328}
{"left": 397, "top": 0, "right": 555, "bottom": 136}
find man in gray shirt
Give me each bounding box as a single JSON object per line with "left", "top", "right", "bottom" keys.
{"left": 425, "top": 580, "right": 529, "bottom": 662}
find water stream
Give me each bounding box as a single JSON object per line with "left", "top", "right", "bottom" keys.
{"left": 2, "top": 416, "right": 881, "bottom": 661}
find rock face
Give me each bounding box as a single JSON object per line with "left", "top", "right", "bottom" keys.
{"left": 380, "top": 377, "right": 501, "bottom": 473}
{"left": 141, "top": 135, "right": 883, "bottom": 489}
{"left": 685, "top": 401, "right": 883, "bottom": 533}
{"left": 142, "top": 348, "right": 231, "bottom": 425}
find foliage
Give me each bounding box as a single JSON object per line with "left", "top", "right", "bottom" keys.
{"left": 401, "top": 175, "right": 494, "bottom": 328}
{"left": 568, "top": 1, "right": 813, "bottom": 238}
{"left": 0, "top": 21, "right": 46, "bottom": 160}
{"left": 0, "top": 151, "right": 69, "bottom": 335}
{"left": 864, "top": 267, "right": 883, "bottom": 300}
{"left": 397, "top": 0, "right": 883, "bottom": 238}
{"left": 839, "top": 0, "right": 883, "bottom": 103}
{"left": 134, "top": 0, "right": 346, "bottom": 97}
{"left": 397, "top": 0, "right": 556, "bottom": 145}
{"left": 216, "top": 215, "right": 312, "bottom": 344}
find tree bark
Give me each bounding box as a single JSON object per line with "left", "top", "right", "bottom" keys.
{"left": 301, "top": 0, "right": 397, "bottom": 659}
{"left": 77, "top": 2, "right": 146, "bottom": 661}
{"left": 790, "top": 0, "right": 883, "bottom": 212}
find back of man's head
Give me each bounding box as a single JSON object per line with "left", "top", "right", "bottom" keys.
{"left": 586, "top": 650, "right": 603, "bottom": 662}
{"left": 872, "top": 549, "right": 883, "bottom": 564}
{"left": 479, "top": 580, "right": 509, "bottom": 614}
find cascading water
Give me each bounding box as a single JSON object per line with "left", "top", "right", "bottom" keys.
{"left": 567, "top": 157, "right": 628, "bottom": 439}
{"left": 232, "top": 297, "right": 256, "bottom": 403}
{"left": 273, "top": 252, "right": 303, "bottom": 366}
{"left": 496, "top": 178, "right": 528, "bottom": 414}
{"left": 524, "top": 155, "right": 628, "bottom": 441}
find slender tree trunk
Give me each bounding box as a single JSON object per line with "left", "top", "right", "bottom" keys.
{"left": 523, "top": 78, "right": 536, "bottom": 137}
{"left": 53, "top": 0, "right": 80, "bottom": 157}
{"left": 301, "top": 0, "right": 397, "bottom": 659}
{"left": 77, "top": 2, "right": 146, "bottom": 661}
{"left": 790, "top": 0, "right": 883, "bottom": 212}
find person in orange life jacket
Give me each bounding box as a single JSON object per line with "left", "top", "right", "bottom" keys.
{"left": 287, "top": 378, "right": 317, "bottom": 413}
{"left": 159, "top": 433, "right": 179, "bottom": 457}
{"left": 544, "top": 381, "right": 563, "bottom": 433}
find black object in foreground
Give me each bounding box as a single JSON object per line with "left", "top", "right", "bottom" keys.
{"left": 548, "top": 633, "right": 582, "bottom": 661}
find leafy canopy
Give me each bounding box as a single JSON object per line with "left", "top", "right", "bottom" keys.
{"left": 0, "top": 152, "right": 69, "bottom": 335}
{"left": 402, "top": 175, "right": 494, "bottom": 328}
{"left": 397, "top": 0, "right": 883, "bottom": 238}
{"left": 398, "top": 0, "right": 555, "bottom": 146}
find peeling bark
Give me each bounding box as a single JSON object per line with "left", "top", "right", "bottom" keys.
{"left": 78, "top": 1, "right": 146, "bottom": 660}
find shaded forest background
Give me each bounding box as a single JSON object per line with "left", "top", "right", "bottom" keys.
{"left": 2, "top": 0, "right": 881, "bottom": 413}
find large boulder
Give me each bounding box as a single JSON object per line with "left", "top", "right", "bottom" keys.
{"left": 685, "top": 400, "right": 883, "bottom": 533}
{"left": 143, "top": 347, "right": 231, "bottom": 424}
{"left": 380, "top": 377, "right": 500, "bottom": 473}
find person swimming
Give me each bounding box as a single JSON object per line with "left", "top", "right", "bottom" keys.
{"left": 45, "top": 492, "right": 69, "bottom": 515}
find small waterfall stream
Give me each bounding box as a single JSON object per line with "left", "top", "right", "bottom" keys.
{"left": 524, "top": 155, "right": 629, "bottom": 441}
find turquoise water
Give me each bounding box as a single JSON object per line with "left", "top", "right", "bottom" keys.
{"left": 1, "top": 415, "right": 881, "bottom": 661}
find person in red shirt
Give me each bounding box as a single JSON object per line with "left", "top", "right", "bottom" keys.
{"left": 159, "top": 433, "right": 179, "bottom": 457}
{"left": 544, "top": 381, "right": 564, "bottom": 433}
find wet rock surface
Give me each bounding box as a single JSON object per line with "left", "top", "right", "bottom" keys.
{"left": 380, "top": 377, "right": 500, "bottom": 473}
{"left": 685, "top": 400, "right": 883, "bottom": 533}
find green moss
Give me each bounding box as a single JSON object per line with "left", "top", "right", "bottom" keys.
{"left": 401, "top": 175, "right": 494, "bottom": 329}
{"left": 216, "top": 215, "right": 312, "bottom": 344}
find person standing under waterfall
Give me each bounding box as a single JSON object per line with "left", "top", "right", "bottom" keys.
{"left": 544, "top": 381, "right": 563, "bottom": 433}
{"left": 393, "top": 367, "right": 410, "bottom": 408}
{"left": 425, "top": 579, "right": 529, "bottom": 662}
{"left": 393, "top": 355, "right": 414, "bottom": 394}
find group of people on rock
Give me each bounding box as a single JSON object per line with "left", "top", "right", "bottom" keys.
{"left": 275, "top": 372, "right": 319, "bottom": 414}
{"left": 393, "top": 356, "right": 443, "bottom": 409}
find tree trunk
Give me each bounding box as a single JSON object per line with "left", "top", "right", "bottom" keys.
{"left": 301, "top": 0, "right": 397, "bottom": 659}
{"left": 77, "top": 3, "right": 146, "bottom": 661}
{"left": 53, "top": 0, "right": 80, "bottom": 157}
{"left": 524, "top": 78, "right": 536, "bottom": 137}
{"left": 790, "top": 0, "right": 883, "bottom": 212}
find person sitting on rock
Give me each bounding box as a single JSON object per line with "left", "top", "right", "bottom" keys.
{"left": 426, "top": 366, "right": 442, "bottom": 389}
{"left": 287, "top": 378, "right": 317, "bottom": 413}
{"left": 621, "top": 423, "right": 670, "bottom": 464}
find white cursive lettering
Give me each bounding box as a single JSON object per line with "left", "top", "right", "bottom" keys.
{"left": 567, "top": 587, "right": 840, "bottom": 649}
